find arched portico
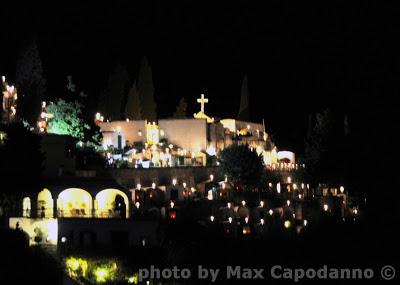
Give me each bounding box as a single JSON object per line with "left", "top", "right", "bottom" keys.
{"left": 57, "top": 188, "right": 93, "bottom": 218}
{"left": 37, "top": 189, "right": 54, "bottom": 218}
{"left": 95, "top": 189, "right": 130, "bottom": 218}
{"left": 22, "top": 197, "right": 31, "bottom": 217}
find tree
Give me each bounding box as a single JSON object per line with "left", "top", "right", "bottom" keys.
{"left": 15, "top": 40, "right": 46, "bottom": 125}
{"left": 125, "top": 81, "right": 142, "bottom": 120}
{"left": 173, "top": 97, "right": 187, "bottom": 118}
{"left": 304, "top": 108, "right": 339, "bottom": 183}
{"left": 46, "top": 99, "right": 90, "bottom": 141}
{"left": 103, "top": 64, "right": 130, "bottom": 120}
{"left": 219, "top": 143, "right": 264, "bottom": 190}
{"left": 137, "top": 56, "right": 157, "bottom": 121}
{"left": 237, "top": 75, "right": 250, "bottom": 121}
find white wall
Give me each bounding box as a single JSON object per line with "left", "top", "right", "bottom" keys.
{"left": 99, "top": 120, "right": 147, "bottom": 148}
{"left": 159, "top": 119, "right": 208, "bottom": 152}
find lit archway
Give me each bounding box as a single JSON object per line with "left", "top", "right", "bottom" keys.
{"left": 37, "top": 189, "right": 54, "bottom": 218}
{"left": 95, "top": 189, "right": 130, "bottom": 218}
{"left": 57, "top": 188, "right": 93, "bottom": 218}
{"left": 22, "top": 197, "right": 31, "bottom": 217}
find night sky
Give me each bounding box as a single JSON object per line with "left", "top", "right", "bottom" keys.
{"left": 0, "top": 1, "right": 397, "bottom": 153}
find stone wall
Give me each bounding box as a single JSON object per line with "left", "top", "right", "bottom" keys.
{"left": 107, "top": 166, "right": 222, "bottom": 189}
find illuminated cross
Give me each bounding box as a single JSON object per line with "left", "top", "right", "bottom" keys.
{"left": 197, "top": 94, "right": 208, "bottom": 113}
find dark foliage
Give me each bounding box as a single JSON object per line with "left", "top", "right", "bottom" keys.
{"left": 15, "top": 40, "right": 46, "bottom": 125}
{"left": 219, "top": 143, "right": 264, "bottom": 190}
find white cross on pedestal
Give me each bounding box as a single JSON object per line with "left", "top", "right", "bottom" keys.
{"left": 197, "top": 94, "right": 208, "bottom": 113}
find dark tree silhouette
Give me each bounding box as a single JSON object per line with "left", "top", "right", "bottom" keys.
{"left": 305, "top": 108, "right": 346, "bottom": 184}
{"left": 219, "top": 143, "right": 264, "bottom": 190}
{"left": 125, "top": 81, "right": 142, "bottom": 120}
{"left": 15, "top": 40, "right": 46, "bottom": 125}
{"left": 103, "top": 64, "right": 130, "bottom": 120}
{"left": 172, "top": 97, "right": 187, "bottom": 118}
{"left": 137, "top": 56, "right": 157, "bottom": 121}
{"left": 237, "top": 75, "right": 250, "bottom": 121}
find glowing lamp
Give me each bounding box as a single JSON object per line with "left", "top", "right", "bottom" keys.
{"left": 169, "top": 211, "right": 176, "bottom": 219}
{"left": 94, "top": 267, "right": 109, "bottom": 283}
{"left": 303, "top": 219, "right": 308, "bottom": 226}
{"left": 284, "top": 220, "right": 291, "bottom": 228}
{"left": 172, "top": 179, "right": 177, "bottom": 186}
{"left": 286, "top": 200, "right": 291, "bottom": 206}
{"left": 323, "top": 204, "right": 329, "bottom": 211}
{"left": 135, "top": 202, "right": 140, "bottom": 209}
{"left": 182, "top": 182, "right": 187, "bottom": 188}
{"left": 260, "top": 201, "right": 264, "bottom": 208}
{"left": 260, "top": 218, "right": 265, "bottom": 225}
{"left": 245, "top": 217, "right": 249, "bottom": 224}
{"left": 241, "top": 200, "right": 246, "bottom": 207}
{"left": 340, "top": 186, "right": 345, "bottom": 193}
{"left": 136, "top": 184, "right": 141, "bottom": 190}
{"left": 227, "top": 202, "right": 231, "bottom": 209}
{"left": 287, "top": 177, "right": 292, "bottom": 183}
{"left": 242, "top": 226, "right": 251, "bottom": 235}
{"left": 210, "top": 215, "right": 215, "bottom": 222}
{"left": 210, "top": 174, "right": 214, "bottom": 181}
{"left": 152, "top": 182, "right": 156, "bottom": 189}
{"left": 170, "top": 201, "right": 175, "bottom": 208}
{"left": 228, "top": 217, "right": 232, "bottom": 223}
{"left": 269, "top": 209, "right": 273, "bottom": 216}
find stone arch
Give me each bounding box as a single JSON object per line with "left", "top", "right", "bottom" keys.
{"left": 37, "top": 188, "right": 54, "bottom": 218}
{"left": 57, "top": 188, "right": 93, "bottom": 218}
{"left": 95, "top": 189, "right": 130, "bottom": 218}
{"left": 22, "top": 197, "right": 31, "bottom": 217}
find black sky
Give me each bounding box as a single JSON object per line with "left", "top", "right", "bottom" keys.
{"left": 0, "top": 1, "right": 398, "bottom": 153}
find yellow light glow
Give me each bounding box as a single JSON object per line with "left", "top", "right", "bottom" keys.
{"left": 95, "top": 189, "right": 130, "bottom": 218}
{"left": 57, "top": 188, "right": 92, "bottom": 218}
{"left": 94, "top": 267, "right": 109, "bottom": 283}
{"left": 128, "top": 275, "right": 139, "bottom": 284}
{"left": 284, "top": 220, "right": 291, "bottom": 228}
